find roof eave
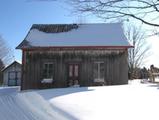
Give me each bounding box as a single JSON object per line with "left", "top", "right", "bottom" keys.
{"left": 2, "top": 61, "right": 22, "bottom": 72}
{"left": 20, "top": 45, "right": 133, "bottom": 50}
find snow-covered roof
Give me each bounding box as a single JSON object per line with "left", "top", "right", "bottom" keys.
{"left": 2, "top": 61, "right": 21, "bottom": 72}
{"left": 17, "top": 23, "right": 132, "bottom": 49}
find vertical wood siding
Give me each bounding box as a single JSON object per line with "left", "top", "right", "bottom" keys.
{"left": 21, "top": 49, "right": 128, "bottom": 90}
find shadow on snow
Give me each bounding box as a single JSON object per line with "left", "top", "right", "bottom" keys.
{"left": 37, "top": 87, "right": 94, "bottom": 100}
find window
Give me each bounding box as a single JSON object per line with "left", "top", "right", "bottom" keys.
{"left": 69, "top": 64, "right": 79, "bottom": 77}
{"left": 68, "top": 64, "right": 80, "bottom": 87}
{"left": 69, "top": 65, "right": 73, "bottom": 77}
{"left": 41, "top": 62, "right": 54, "bottom": 83}
{"left": 93, "top": 62, "right": 104, "bottom": 82}
{"left": 9, "top": 72, "right": 16, "bottom": 79}
{"left": 74, "top": 65, "right": 79, "bottom": 77}
{"left": 8, "top": 71, "right": 20, "bottom": 86}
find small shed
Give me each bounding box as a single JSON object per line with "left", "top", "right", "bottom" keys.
{"left": 0, "top": 59, "right": 4, "bottom": 84}
{"left": 2, "top": 61, "right": 21, "bottom": 86}
{"left": 17, "top": 23, "right": 132, "bottom": 90}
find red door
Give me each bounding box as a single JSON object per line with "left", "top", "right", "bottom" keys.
{"left": 68, "top": 64, "right": 79, "bottom": 86}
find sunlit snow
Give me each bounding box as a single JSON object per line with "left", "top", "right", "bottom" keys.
{"left": 26, "top": 23, "right": 131, "bottom": 47}
{"left": 0, "top": 80, "right": 159, "bottom": 120}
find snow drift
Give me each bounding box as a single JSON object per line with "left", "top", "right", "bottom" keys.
{"left": 0, "top": 81, "right": 159, "bottom": 120}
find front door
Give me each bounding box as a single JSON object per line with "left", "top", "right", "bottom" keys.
{"left": 68, "top": 64, "right": 79, "bottom": 87}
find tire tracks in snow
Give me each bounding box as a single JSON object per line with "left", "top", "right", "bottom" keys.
{"left": 0, "top": 92, "right": 69, "bottom": 120}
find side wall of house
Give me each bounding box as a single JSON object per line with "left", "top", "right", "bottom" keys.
{"left": 21, "top": 49, "right": 128, "bottom": 90}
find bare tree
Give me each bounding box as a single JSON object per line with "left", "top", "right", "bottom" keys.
{"left": 69, "top": 0, "right": 159, "bottom": 27}
{"left": 31, "top": 0, "right": 159, "bottom": 28}
{"left": 125, "top": 24, "right": 150, "bottom": 79}
{"left": 0, "top": 35, "right": 13, "bottom": 66}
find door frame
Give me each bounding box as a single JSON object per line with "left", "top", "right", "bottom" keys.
{"left": 8, "top": 71, "right": 19, "bottom": 86}
{"left": 67, "top": 63, "right": 80, "bottom": 87}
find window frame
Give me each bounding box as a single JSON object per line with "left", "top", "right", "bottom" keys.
{"left": 41, "top": 62, "right": 54, "bottom": 83}
{"left": 8, "top": 71, "right": 20, "bottom": 86}
{"left": 93, "top": 61, "right": 105, "bottom": 82}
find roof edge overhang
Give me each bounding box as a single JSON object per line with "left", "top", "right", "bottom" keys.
{"left": 18, "top": 45, "right": 134, "bottom": 51}
{"left": 1, "top": 61, "right": 22, "bottom": 72}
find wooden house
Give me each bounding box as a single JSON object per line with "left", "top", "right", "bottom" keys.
{"left": 16, "top": 23, "right": 132, "bottom": 90}
{"left": 2, "top": 61, "right": 21, "bottom": 86}
{"left": 0, "top": 59, "right": 4, "bottom": 84}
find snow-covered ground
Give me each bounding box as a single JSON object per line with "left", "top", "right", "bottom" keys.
{"left": 0, "top": 86, "right": 19, "bottom": 96}
{"left": 0, "top": 80, "right": 159, "bottom": 120}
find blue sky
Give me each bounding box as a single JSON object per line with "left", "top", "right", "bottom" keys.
{"left": 0, "top": 0, "right": 91, "bottom": 64}
{"left": 0, "top": 0, "right": 159, "bottom": 68}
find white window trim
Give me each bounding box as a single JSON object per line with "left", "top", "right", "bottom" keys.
{"left": 42, "top": 62, "right": 54, "bottom": 83}
{"left": 94, "top": 78, "right": 104, "bottom": 82}
{"left": 94, "top": 61, "right": 104, "bottom": 82}
{"left": 41, "top": 78, "right": 53, "bottom": 83}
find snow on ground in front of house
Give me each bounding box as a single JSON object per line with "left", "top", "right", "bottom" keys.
{"left": 0, "top": 87, "right": 69, "bottom": 120}
{"left": 41, "top": 82, "right": 159, "bottom": 120}
{"left": 0, "top": 86, "right": 19, "bottom": 96}
{"left": 0, "top": 80, "right": 159, "bottom": 120}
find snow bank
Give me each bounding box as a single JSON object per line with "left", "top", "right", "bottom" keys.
{"left": 0, "top": 90, "right": 72, "bottom": 120}
{"left": 45, "top": 85, "right": 159, "bottom": 120}
{"left": 0, "top": 86, "right": 19, "bottom": 96}
{"left": 0, "top": 81, "right": 159, "bottom": 120}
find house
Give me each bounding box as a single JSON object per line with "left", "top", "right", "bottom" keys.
{"left": 0, "top": 59, "right": 4, "bottom": 84}
{"left": 2, "top": 61, "right": 21, "bottom": 86}
{"left": 16, "top": 23, "right": 132, "bottom": 90}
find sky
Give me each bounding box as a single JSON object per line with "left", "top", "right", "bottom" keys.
{"left": 0, "top": 0, "right": 159, "bottom": 68}
{"left": 146, "top": 36, "right": 159, "bottom": 68}
{"left": 0, "top": 0, "right": 76, "bottom": 63}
